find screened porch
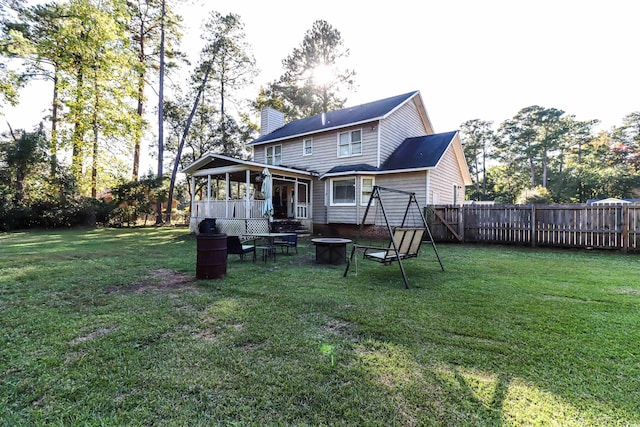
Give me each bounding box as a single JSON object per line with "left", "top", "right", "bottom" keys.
{"left": 183, "top": 154, "right": 315, "bottom": 233}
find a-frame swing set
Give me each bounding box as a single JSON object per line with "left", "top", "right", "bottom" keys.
{"left": 343, "top": 186, "right": 444, "bottom": 289}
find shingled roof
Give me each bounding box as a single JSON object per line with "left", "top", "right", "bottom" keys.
{"left": 381, "top": 131, "right": 457, "bottom": 170}
{"left": 250, "top": 91, "right": 419, "bottom": 145}
{"left": 321, "top": 131, "right": 458, "bottom": 177}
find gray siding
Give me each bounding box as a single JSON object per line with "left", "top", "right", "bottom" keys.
{"left": 428, "top": 146, "right": 465, "bottom": 204}
{"left": 373, "top": 172, "right": 428, "bottom": 226}
{"left": 281, "top": 124, "right": 379, "bottom": 175}
{"left": 321, "top": 172, "right": 428, "bottom": 226}
{"left": 254, "top": 145, "right": 265, "bottom": 162}
{"left": 378, "top": 99, "right": 430, "bottom": 165}
{"left": 312, "top": 179, "right": 326, "bottom": 224}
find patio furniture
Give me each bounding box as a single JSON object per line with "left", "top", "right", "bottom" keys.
{"left": 312, "top": 238, "right": 352, "bottom": 264}
{"left": 274, "top": 233, "right": 298, "bottom": 254}
{"left": 248, "top": 232, "right": 296, "bottom": 262}
{"left": 226, "top": 235, "right": 256, "bottom": 262}
{"left": 343, "top": 186, "right": 444, "bottom": 289}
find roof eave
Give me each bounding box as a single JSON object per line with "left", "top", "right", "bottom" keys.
{"left": 320, "top": 166, "right": 434, "bottom": 179}
{"left": 181, "top": 153, "right": 317, "bottom": 177}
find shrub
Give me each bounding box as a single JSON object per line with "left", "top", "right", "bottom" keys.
{"left": 516, "top": 186, "right": 553, "bottom": 204}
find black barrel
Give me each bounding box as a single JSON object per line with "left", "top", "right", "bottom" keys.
{"left": 198, "top": 218, "right": 218, "bottom": 234}
{"left": 196, "top": 233, "right": 227, "bottom": 280}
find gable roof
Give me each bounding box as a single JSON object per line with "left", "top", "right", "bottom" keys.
{"left": 181, "top": 152, "right": 316, "bottom": 177}
{"left": 321, "top": 131, "right": 459, "bottom": 178}
{"left": 250, "top": 91, "right": 420, "bottom": 146}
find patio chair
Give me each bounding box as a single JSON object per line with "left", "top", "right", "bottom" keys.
{"left": 226, "top": 235, "right": 256, "bottom": 262}
{"left": 274, "top": 234, "right": 298, "bottom": 254}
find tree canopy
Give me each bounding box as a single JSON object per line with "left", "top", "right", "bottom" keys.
{"left": 1, "top": 4, "right": 639, "bottom": 230}
{"left": 253, "top": 19, "right": 356, "bottom": 121}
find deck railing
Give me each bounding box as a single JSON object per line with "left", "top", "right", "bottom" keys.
{"left": 194, "top": 200, "right": 308, "bottom": 219}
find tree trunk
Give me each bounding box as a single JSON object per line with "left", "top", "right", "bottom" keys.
{"left": 165, "top": 43, "right": 219, "bottom": 224}
{"left": 481, "top": 147, "right": 487, "bottom": 195}
{"left": 155, "top": 0, "right": 165, "bottom": 225}
{"left": 542, "top": 149, "right": 548, "bottom": 188}
{"left": 71, "top": 69, "right": 85, "bottom": 181}
{"left": 133, "top": 29, "right": 146, "bottom": 181}
{"left": 529, "top": 157, "right": 536, "bottom": 188}
{"left": 50, "top": 64, "right": 60, "bottom": 177}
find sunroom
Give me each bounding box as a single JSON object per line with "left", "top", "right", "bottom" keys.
{"left": 181, "top": 153, "right": 316, "bottom": 235}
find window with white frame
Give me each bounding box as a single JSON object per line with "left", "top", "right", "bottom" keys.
{"left": 361, "top": 177, "right": 375, "bottom": 206}
{"left": 266, "top": 145, "right": 282, "bottom": 166}
{"left": 303, "top": 138, "right": 313, "bottom": 156}
{"left": 338, "top": 129, "right": 362, "bottom": 157}
{"left": 330, "top": 177, "right": 356, "bottom": 206}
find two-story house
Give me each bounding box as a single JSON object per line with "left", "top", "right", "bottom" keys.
{"left": 182, "top": 90, "right": 472, "bottom": 235}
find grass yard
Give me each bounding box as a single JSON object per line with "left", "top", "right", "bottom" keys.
{"left": 1, "top": 227, "right": 639, "bottom": 426}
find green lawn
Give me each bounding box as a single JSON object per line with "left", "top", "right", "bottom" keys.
{"left": 1, "top": 227, "right": 639, "bottom": 426}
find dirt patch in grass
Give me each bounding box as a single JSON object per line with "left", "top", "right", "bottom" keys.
{"left": 70, "top": 327, "right": 118, "bottom": 345}
{"left": 107, "top": 269, "right": 196, "bottom": 293}
{"left": 614, "top": 287, "right": 640, "bottom": 296}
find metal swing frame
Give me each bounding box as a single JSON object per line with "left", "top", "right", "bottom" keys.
{"left": 343, "top": 185, "right": 444, "bottom": 289}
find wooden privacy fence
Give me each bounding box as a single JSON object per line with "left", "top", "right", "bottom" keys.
{"left": 427, "top": 204, "right": 640, "bottom": 253}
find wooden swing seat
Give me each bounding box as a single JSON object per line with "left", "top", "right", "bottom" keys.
{"left": 359, "top": 227, "right": 425, "bottom": 265}
{"left": 343, "top": 185, "right": 444, "bottom": 289}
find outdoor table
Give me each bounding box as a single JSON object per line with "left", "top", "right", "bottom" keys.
{"left": 311, "top": 238, "right": 352, "bottom": 265}
{"left": 249, "top": 232, "right": 296, "bottom": 262}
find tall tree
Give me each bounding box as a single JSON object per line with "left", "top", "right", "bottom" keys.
{"left": 201, "top": 11, "right": 257, "bottom": 157}
{"left": 549, "top": 116, "right": 598, "bottom": 202}
{"left": 610, "top": 111, "right": 640, "bottom": 172}
{"left": 0, "top": 0, "right": 25, "bottom": 108}
{"left": 55, "top": 0, "right": 137, "bottom": 195}
{"left": 126, "top": 0, "right": 182, "bottom": 181}
{"left": 155, "top": 0, "right": 165, "bottom": 224}
{"left": 0, "top": 124, "right": 47, "bottom": 205}
{"left": 163, "top": 12, "right": 257, "bottom": 223}
{"left": 10, "top": 3, "right": 69, "bottom": 174}
{"left": 254, "top": 19, "right": 356, "bottom": 120}
{"left": 460, "top": 119, "right": 496, "bottom": 199}
{"left": 498, "top": 106, "right": 568, "bottom": 189}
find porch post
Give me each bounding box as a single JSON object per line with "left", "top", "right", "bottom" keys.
{"left": 225, "top": 172, "right": 230, "bottom": 218}
{"left": 309, "top": 180, "right": 314, "bottom": 222}
{"left": 206, "top": 175, "right": 211, "bottom": 217}
{"left": 294, "top": 178, "right": 298, "bottom": 219}
{"left": 189, "top": 175, "right": 197, "bottom": 233}
{"left": 245, "top": 169, "right": 251, "bottom": 218}
{"left": 190, "top": 176, "right": 196, "bottom": 217}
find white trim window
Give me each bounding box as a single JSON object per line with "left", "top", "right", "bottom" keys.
{"left": 330, "top": 177, "right": 356, "bottom": 206}
{"left": 338, "top": 129, "right": 362, "bottom": 157}
{"left": 266, "top": 144, "right": 282, "bottom": 166}
{"left": 303, "top": 138, "right": 313, "bottom": 156}
{"left": 361, "top": 176, "right": 375, "bottom": 206}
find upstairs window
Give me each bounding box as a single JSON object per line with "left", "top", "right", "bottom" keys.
{"left": 266, "top": 145, "right": 282, "bottom": 166}
{"left": 338, "top": 129, "right": 362, "bottom": 157}
{"left": 303, "top": 138, "right": 313, "bottom": 156}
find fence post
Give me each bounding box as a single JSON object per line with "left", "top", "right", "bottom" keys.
{"left": 622, "top": 205, "right": 629, "bottom": 253}
{"left": 459, "top": 205, "right": 465, "bottom": 242}
{"left": 530, "top": 204, "right": 536, "bottom": 247}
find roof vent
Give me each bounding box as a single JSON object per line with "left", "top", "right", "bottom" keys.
{"left": 260, "top": 107, "right": 285, "bottom": 136}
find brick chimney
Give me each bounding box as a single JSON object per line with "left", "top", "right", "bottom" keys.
{"left": 260, "top": 107, "right": 285, "bottom": 136}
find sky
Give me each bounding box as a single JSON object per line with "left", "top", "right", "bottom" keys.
{"left": 173, "top": 0, "right": 639, "bottom": 132}
{"left": 3, "top": 0, "right": 639, "bottom": 169}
